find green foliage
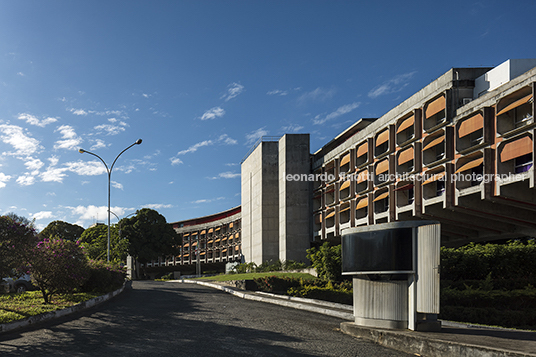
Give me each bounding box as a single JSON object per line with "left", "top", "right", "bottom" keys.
{"left": 231, "top": 259, "right": 308, "bottom": 274}
{"left": 81, "top": 260, "right": 126, "bottom": 293}
{"left": 287, "top": 284, "right": 353, "bottom": 305}
{"left": 121, "top": 208, "right": 181, "bottom": 264}
{"left": 0, "top": 215, "right": 38, "bottom": 278}
{"left": 440, "top": 240, "right": 536, "bottom": 329}
{"left": 253, "top": 276, "right": 302, "bottom": 292}
{"left": 306, "top": 242, "right": 342, "bottom": 282}
{"left": 39, "top": 220, "right": 84, "bottom": 242}
{"left": 79, "top": 224, "right": 128, "bottom": 263}
{"left": 440, "top": 240, "right": 536, "bottom": 281}
{"left": 25, "top": 238, "right": 89, "bottom": 304}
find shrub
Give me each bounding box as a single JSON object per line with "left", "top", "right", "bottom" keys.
{"left": 287, "top": 284, "right": 353, "bottom": 305}
{"left": 253, "top": 276, "right": 301, "bottom": 292}
{"left": 306, "top": 242, "right": 342, "bottom": 281}
{"left": 81, "top": 260, "right": 126, "bottom": 293}
{"left": 26, "top": 238, "right": 89, "bottom": 303}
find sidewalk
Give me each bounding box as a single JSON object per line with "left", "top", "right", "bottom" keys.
{"left": 175, "top": 279, "right": 536, "bottom": 357}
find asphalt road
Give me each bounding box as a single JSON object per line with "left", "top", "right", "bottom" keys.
{"left": 0, "top": 281, "right": 411, "bottom": 356}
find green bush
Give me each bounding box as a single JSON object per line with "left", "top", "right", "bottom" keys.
{"left": 253, "top": 276, "right": 302, "bottom": 292}
{"left": 306, "top": 242, "right": 342, "bottom": 282}
{"left": 81, "top": 260, "right": 126, "bottom": 293}
{"left": 288, "top": 283, "right": 352, "bottom": 305}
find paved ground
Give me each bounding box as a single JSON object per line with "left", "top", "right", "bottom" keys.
{"left": 0, "top": 281, "right": 412, "bottom": 356}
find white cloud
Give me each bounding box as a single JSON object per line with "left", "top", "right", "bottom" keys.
{"left": 90, "top": 139, "right": 107, "bottom": 150}
{"left": 18, "top": 113, "right": 58, "bottom": 127}
{"left": 64, "top": 161, "right": 107, "bottom": 176}
{"left": 280, "top": 124, "right": 304, "bottom": 133}
{"left": 245, "top": 127, "right": 268, "bottom": 145}
{"left": 200, "top": 107, "right": 225, "bottom": 120}
{"left": 298, "top": 87, "right": 336, "bottom": 105}
{"left": 70, "top": 108, "right": 88, "bottom": 116}
{"left": 0, "top": 124, "right": 41, "bottom": 156}
{"left": 170, "top": 157, "right": 183, "bottom": 166}
{"left": 31, "top": 211, "right": 53, "bottom": 220}
{"left": 170, "top": 134, "right": 237, "bottom": 164}
{"left": 192, "top": 197, "right": 225, "bottom": 204}
{"left": 16, "top": 174, "right": 35, "bottom": 186}
{"left": 218, "top": 134, "right": 237, "bottom": 145}
{"left": 142, "top": 203, "right": 173, "bottom": 210}
{"left": 24, "top": 157, "right": 44, "bottom": 174}
{"left": 368, "top": 71, "right": 417, "bottom": 99}
{"left": 54, "top": 125, "right": 83, "bottom": 150}
{"left": 177, "top": 140, "right": 212, "bottom": 155}
{"left": 221, "top": 82, "right": 244, "bottom": 101}
{"left": 209, "top": 171, "right": 241, "bottom": 179}
{"left": 267, "top": 89, "right": 288, "bottom": 96}
{"left": 40, "top": 166, "right": 68, "bottom": 182}
{"left": 93, "top": 120, "right": 128, "bottom": 135}
{"left": 0, "top": 172, "right": 11, "bottom": 188}
{"left": 69, "top": 205, "right": 126, "bottom": 223}
{"left": 111, "top": 181, "right": 123, "bottom": 190}
{"left": 313, "top": 102, "right": 360, "bottom": 125}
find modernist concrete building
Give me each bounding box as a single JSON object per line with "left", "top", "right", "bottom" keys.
{"left": 145, "top": 206, "right": 242, "bottom": 271}
{"left": 147, "top": 58, "right": 536, "bottom": 271}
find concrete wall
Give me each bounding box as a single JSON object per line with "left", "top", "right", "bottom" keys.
{"left": 241, "top": 141, "right": 280, "bottom": 264}
{"left": 279, "top": 134, "right": 312, "bottom": 263}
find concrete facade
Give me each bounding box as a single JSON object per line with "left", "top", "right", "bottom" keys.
{"left": 241, "top": 140, "right": 280, "bottom": 264}
{"left": 278, "top": 134, "right": 312, "bottom": 262}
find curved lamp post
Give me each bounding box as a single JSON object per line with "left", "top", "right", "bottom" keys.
{"left": 79, "top": 139, "right": 142, "bottom": 261}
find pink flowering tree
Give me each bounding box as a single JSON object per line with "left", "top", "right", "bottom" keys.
{"left": 26, "top": 238, "right": 89, "bottom": 303}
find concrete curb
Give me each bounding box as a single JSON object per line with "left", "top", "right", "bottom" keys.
{"left": 0, "top": 283, "right": 127, "bottom": 334}
{"left": 340, "top": 322, "right": 536, "bottom": 357}
{"left": 175, "top": 279, "right": 354, "bottom": 320}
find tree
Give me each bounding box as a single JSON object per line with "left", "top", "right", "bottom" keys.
{"left": 26, "top": 238, "right": 89, "bottom": 303}
{"left": 79, "top": 224, "right": 128, "bottom": 263}
{"left": 0, "top": 215, "right": 38, "bottom": 277}
{"left": 40, "top": 220, "right": 84, "bottom": 242}
{"left": 5, "top": 212, "right": 35, "bottom": 229}
{"left": 306, "top": 242, "right": 342, "bottom": 282}
{"left": 121, "top": 208, "right": 180, "bottom": 264}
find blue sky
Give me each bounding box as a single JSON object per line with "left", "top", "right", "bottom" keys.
{"left": 1, "top": 1, "right": 535, "bottom": 230}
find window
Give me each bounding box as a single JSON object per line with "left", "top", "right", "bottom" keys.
{"left": 514, "top": 154, "right": 533, "bottom": 173}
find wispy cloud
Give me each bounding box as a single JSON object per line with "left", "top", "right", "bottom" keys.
{"left": 170, "top": 134, "right": 237, "bottom": 165}
{"left": 94, "top": 118, "right": 128, "bottom": 135}
{"left": 267, "top": 89, "right": 288, "bottom": 96}
{"left": 18, "top": 113, "right": 58, "bottom": 127}
{"left": 24, "top": 157, "right": 44, "bottom": 174}
{"left": 245, "top": 127, "right": 268, "bottom": 146}
{"left": 298, "top": 87, "right": 336, "bottom": 105}
{"left": 90, "top": 139, "right": 107, "bottom": 151}
{"left": 0, "top": 124, "right": 41, "bottom": 156}
{"left": 199, "top": 107, "right": 225, "bottom": 120}
{"left": 221, "top": 82, "right": 244, "bottom": 101}
{"left": 68, "top": 205, "right": 127, "bottom": 223}
{"left": 111, "top": 181, "right": 123, "bottom": 190}
{"left": 313, "top": 102, "right": 360, "bottom": 125}
{"left": 280, "top": 124, "right": 304, "bottom": 133}
{"left": 16, "top": 174, "right": 35, "bottom": 186}
{"left": 70, "top": 108, "right": 88, "bottom": 116}
{"left": 368, "top": 71, "right": 417, "bottom": 99}
{"left": 54, "top": 125, "right": 83, "bottom": 150}
{"left": 192, "top": 197, "right": 225, "bottom": 204}
{"left": 142, "top": 203, "right": 174, "bottom": 210}
{"left": 208, "top": 171, "right": 241, "bottom": 180}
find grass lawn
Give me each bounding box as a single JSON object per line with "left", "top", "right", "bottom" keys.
{"left": 190, "top": 272, "right": 317, "bottom": 282}
{"left": 0, "top": 291, "right": 101, "bottom": 324}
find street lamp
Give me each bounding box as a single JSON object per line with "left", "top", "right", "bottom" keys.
{"left": 79, "top": 139, "right": 142, "bottom": 261}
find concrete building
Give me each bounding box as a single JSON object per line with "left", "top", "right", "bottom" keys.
{"left": 146, "top": 59, "right": 536, "bottom": 271}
